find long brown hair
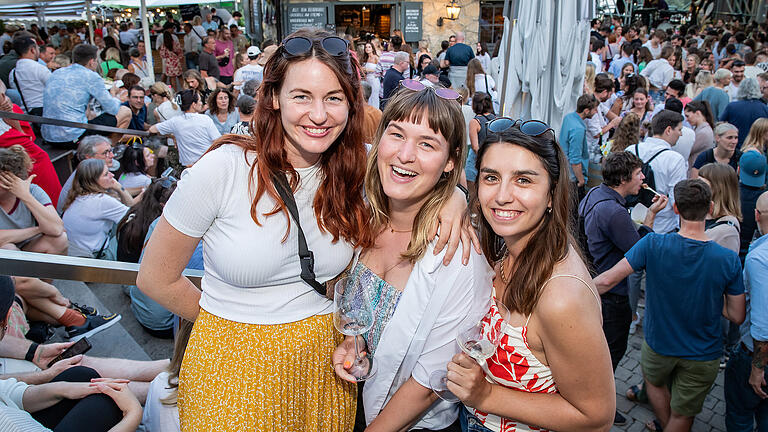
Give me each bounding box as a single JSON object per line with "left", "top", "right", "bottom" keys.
{"left": 699, "top": 163, "right": 742, "bottom": 220}
{"left": 207, "top": 29, "right": 372, "bottom": 248}
{"left": 470, "top": 127, "right": 573, "bottom": 316}
{"left": 365, "top": 87, "right": 466, "bottom": 262}
{"left": 62, "top": 159, "right": 109, "bottom": 212}
{"left": 466, "top": 58, "right": 485, "bottom": 96}
{"left": 611, "top": 112, "right": 641, "bottom": 153}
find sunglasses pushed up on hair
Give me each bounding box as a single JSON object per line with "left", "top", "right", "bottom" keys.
{"left": 398, "top": 79, "right": 461, "bottom": 101}
{"left": 486, "top": 117, "right": 555, "bottom": 138}
{"left": 281, "top": 36, "right": 349, "bottom": 58}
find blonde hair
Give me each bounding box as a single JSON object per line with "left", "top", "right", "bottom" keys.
{"left": 418, "top": 40, "right": 429, "bottom": 52}
{"left": 698, "top": 163, "right": 742, "bottom": 220}
{"left": 149, "top": 82, "right": 178, "bottom": 110}
{"left": 456, "top": 86, "right": 470, "bottom": 104}
{"left": 742, "top": 118, "right": 768, "bottom": 154}
{"left": 159, "top": 320, "right": 193, "bottom": 406}
{"left": 192, "top": 16, "right": 202, "bottom": 26}
{"left": 104, "top": 47, "right": 121, "bottom": 62}
{"left": 584, "top": 63, "right": 596, "bottom": 94}
{"left": 365, "top": 89, "right": 466, "bottom": 263}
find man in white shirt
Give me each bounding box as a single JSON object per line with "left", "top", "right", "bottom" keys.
{"left": 586, "top": 74, "right": 621, "bottom": 163}
{"left": 228, "top": 11, "right": 242, "bottom": 28}
{"left": 8, "top": 34, "right": 50, "bottom": 116}
{"left": 642, "top": 30, "right": 665, "bottom": 59}
{"left": 641, "top": 46, "right": 676, "bottom": 104}
{"left": 663, "top": 98, "right": 695, "bottom": 172}
{"left": 37, "top": 44, "right": 55, "bottom": 69}
{"left": 589, "top": 39, "right": 606, "bottom": 71}
{"left": 727, "top": 60, "right": 746, "bottom": 101}
{"left": 635, "top": 110, "right": 688, "bottom": 233}
{"left": 233, "top": 46, "right": 263, "bottom": 93}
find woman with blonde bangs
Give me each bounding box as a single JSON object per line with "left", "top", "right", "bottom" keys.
{"left": 699, "top": 163, "right": 742, "bottom": 253}
{"left": 333, "top": 85, "right": 492, "bottom": 431}
{"left": 138, "top": 29, "right": 472, "bottom": 432}
{"left": 446, "top": 121, "right": 615, "bottom": 431}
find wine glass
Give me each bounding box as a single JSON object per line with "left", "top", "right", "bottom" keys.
{"left": 333, "top": 276, "right": 376, "bottom": 382}
{"left": 429, "top": 301, "right": 510, "bottom": 402}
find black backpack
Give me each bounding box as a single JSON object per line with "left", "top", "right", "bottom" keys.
{"left": 577, "top": 187, "right": 612, "bottom": 276}
{"left": 625, "top": 144, "right": 669, "bottom": 208}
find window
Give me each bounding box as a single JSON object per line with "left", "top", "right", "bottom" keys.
{"left": 479, "top": 1, "right": 505, "bottom": 55}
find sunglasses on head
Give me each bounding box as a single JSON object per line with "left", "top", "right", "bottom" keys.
{"left": 398, "top": 79, "right": 460, "bottom": 101}
{"left": 486, "top": 117, "right": 554, "bottom": 138}
{"left": 281, "top": 36, "right": 349, "bottom": 58}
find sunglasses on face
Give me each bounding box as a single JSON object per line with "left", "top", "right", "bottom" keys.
{"left": 281, "top": 36, "right": 349, "bottom": 58}
{"left": 486, "top": 117, "right": 554, "bottom": 138}
{"left": 398, "top": 79, "right": 460, "bottom": 101}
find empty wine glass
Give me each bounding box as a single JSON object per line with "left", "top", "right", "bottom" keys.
{"left": 429, "top": 301, "right": 510, "bottom": 402}
{"left": 333, "top": 276, "right": 376, "bottom": 382}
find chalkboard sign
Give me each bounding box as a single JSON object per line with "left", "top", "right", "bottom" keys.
{"left": 286, "top": 4, "right": 328, "bottom": 34}
{"left": 179, "top": 4, "right": 201, "bottom": 22}
{"left": 402, "top": 3, "right": 422, "bottom": 42}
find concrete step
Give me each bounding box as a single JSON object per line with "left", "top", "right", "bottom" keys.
{"left": 52, "top": 280, "right": 172, "bottom": 361}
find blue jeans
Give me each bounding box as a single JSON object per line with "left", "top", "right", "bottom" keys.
{"left": 724, "top": 344, "right": 768, "bottom": 431}
{"left": 460, "top": 405, "right": 493, "bottom": 432}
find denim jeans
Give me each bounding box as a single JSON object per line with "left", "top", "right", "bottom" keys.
{"left": 460, "top": 405, "right": 493, "bottom": 432}
{"left": 725, "top": 344, "right": 768, "bottom": 431}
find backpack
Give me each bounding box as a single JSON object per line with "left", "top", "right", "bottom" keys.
{"left": 624, "top": 144, "right": 669, "bottom": 208}
{"left": 577, "top": 187, "right": 613, "bottom": 275}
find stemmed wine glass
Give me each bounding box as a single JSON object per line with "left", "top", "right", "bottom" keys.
{"left": 429, "top": 301, "right": 510, "bottom": 402}
{"left": 333, "top": 276, "right": 376, "bottom": 382}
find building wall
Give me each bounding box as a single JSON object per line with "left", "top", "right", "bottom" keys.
{"left": 420, "top": 0, "right": 479, "bottom": 54}
{"left": 281, "top": 0, "right": 482, "bottom": 51}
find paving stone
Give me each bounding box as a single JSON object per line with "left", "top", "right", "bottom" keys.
{"left": 713, "top": 400, "right": 726, "bottom": 416}
{"left": 692, "top": 418, "right": 711, "bottom": 432}
{"left": 615, "top": 365, "right": 634, "bottom": 382}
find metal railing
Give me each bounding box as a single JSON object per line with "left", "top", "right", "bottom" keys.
{"left": 0, "top": 111, "right": 151, "bottom": 137}
{"left": 0, "top": 249, "right": 203, "bottom": 288}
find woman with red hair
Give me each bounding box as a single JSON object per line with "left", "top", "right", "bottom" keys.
{"left": 138, "top": 29, "right": 470, "bottom": 431}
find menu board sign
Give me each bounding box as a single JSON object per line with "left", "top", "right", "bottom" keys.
{"left": 402, "top": 3, "right": 422, "bottom": 42}
{"left": 286, "top": 4, "right": 328, "bottom": 34}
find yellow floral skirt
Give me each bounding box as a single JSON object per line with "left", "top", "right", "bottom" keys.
{"left": 178, "top": 309, "right": 356, "bottom": 431}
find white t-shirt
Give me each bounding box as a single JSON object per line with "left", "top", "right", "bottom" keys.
{"left": 233, "top": 64, "right": 263, "bottom": 90}
{"left": 0, "top": 378, "right": 51, "bottom": 432}
{"left": 669, "top": 126, "right": 695, "bottom": 173}
{"left": 141, "top": 372, "right": 180, "bottom": 432}
{"left": 62, "top": 193, "right": 128, "bottom": 254}
{"left": 154, "top": 113, "right": 221, "bottom": 166}
{"left": 473, "top": 74, "right": 497, "bottom": 100}
{"left": 642, "top": 41, "right": 662, "bottom": 59}
{"left": 162, "top": 144, "right": 354, "bottom": 324}
{"left": 640, "top": 58, "right": 674, "bottom": 89}
{"left": 119, "top": 172, "right": 152, "bottom": 189}
{"left": 155, "top": 100, "right": 181, "bottom": 122}
{"left": 727, "top": 82, "right": 740, "bottom": 101}
{"left": 9, "top": 58, "right": 51, "bottom": 110}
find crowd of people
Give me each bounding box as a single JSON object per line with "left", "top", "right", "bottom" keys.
{"left": 0, "top": 7, "right": 766, "bottom": 432}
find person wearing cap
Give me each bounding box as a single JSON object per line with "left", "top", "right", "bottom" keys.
{"left": 738, "top": 118, "right": 768, "bottom": 261}
{"left": 232, "top": 46, "right": 263, "bottom": 94}
{"left": 419, "top": 64, "right": 439, "bottom": 87}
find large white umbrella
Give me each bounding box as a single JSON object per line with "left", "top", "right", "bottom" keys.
{"left": 497, "top": 0, "right": 593, "bottom": 134}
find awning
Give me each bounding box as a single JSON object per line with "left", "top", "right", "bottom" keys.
{"left": 0, "top": 1, "right": 92, "bottom": 20}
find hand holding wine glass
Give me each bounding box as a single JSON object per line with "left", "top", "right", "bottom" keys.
{"left": 332, "top": 276, "right": 376, "bottom": 382}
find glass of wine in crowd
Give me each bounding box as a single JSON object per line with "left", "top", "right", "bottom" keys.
{"left": 429, "top": 301, "right": 510, "bottom": 402}
{"left": 333, "top": 276, "right": 376, "bottom": 382}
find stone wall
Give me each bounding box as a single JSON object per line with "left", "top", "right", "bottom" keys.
{"left": 420, "top": 0, "right": 480, "bottom": 54}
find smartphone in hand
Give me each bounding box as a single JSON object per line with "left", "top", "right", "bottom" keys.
{"left": 47, "top": 338, "right": 92, "bottom": 368}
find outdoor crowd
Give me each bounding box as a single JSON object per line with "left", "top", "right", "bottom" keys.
{"left": 0, "top": 6, "right": 765, "bottom": 432}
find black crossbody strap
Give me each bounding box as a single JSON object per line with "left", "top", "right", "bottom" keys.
{"left": 271, "top": 173, "right": 327, "bottom": 296}
{"left": 12, "top": 69, "right": 30, "bottom": 113}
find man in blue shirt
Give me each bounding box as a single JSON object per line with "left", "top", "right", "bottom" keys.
{"left": 444, "top": 31, "right": 474, "bottom": 89}
{"left": 42, "top": 44, "right": 123, "bottom": 148}
{"left": 580, "top": 151, "right": 668, "bottom": 426}
{"left": 595, "top": 179, "right": 746, "bottom": 432}
{"left": 560, "top": 94, "right": 597, "bottom": 208}
{"left": 608, "top": 43, "right": 637, "bottom": 78}
{"left": 725, "top": 191, "right": 768, "bottom": 431}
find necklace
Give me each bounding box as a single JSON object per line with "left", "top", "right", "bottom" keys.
{"left": 388, "top": 223, "right": 412, "bottom": 233}
{"left": 499, "top": 249, "right": 510, "bottom": 284}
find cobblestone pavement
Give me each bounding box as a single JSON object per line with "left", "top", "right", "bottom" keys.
{"left": 612, "top": 318, "right": 726, "bottom": 432}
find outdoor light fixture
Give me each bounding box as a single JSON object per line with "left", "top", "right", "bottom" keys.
{"left": 437, "top": 1, "right": 461, "bottom": 26}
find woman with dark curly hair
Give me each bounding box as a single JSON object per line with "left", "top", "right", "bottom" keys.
{"left": 205, "top": 87, "right": 239, "bottom": 135}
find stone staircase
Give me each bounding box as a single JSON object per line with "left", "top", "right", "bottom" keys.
{"left": 53, "top": 280, "right": 173, "bottom": 361}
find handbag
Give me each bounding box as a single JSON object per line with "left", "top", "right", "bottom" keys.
{"left": 271, "top": 173, "right": 327, "bottom": 296}
{"left": 217, "top": 55, "right": 230, "bottom": 67}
